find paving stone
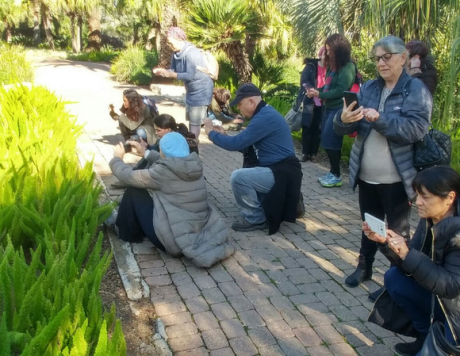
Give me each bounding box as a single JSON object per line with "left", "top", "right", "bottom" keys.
{"left": 219, "top": 282, "right": 243, "bottom": 297}
{"left": 210, "top": 347, "right": 235, "bottom": 356}
{"left": 334, "top": 321, "right": 369, "bottom": 335}
{"left": 187, "top": 265, "right": 209, "bottom": 278}
{"left": 160, "top": 311, "right": 193, "bottom": 326}
{"left": 202, "top": 328, "right": 229, "bottom": 350}
{"left": 364, "top": 321, "right": 396, "bottom": 338}
{"left": 175, "top": 347, "right": 208, "bottom": 356}
{"left": 165, "top": 260, "right": 186, "bottom": 273}
{"left": 211, "top": 302, "right": 237, "bottom": 320}
{"left": 210, "top": 269, "right": 234, "bottom": 283}
{"left": 220, "top": 318, "right": 247, "bottom": 339}
{"left": 259, "top": 283, "right": 283, "bottom": 298}
{"left": 227, "top": 295, "right": 254, "bottom": 312}
{"left": 168, "top": 334, "right": 204, "bottom": 352}
{"left": 194, "top": 311, "right": 220, "bottom": 331}
{"left": 229, "top": 336, "right": 258, "bottom": 356}
{"left": 316, "top": 291, "right": 342, "bottom": 306}
{"left": 297, "top": 282, "right": 327, "bottom": 294}
{"left": 269, "top": 296, "right": 295, "bottom": 312}
{"left": 306, "top": 345, "right": 334, "bottom": 356}
{"left": 151, "top": 293, "right": 182, "bottom": 307}
{"left": 185, "top": 296, "right": 210, "bottom": 314}
{"left": 355, "top": 344, "right": 394, "bottom": 356}
{"left": 314, "top": 325, "right": 344, "bottom": 344}
{"left": 293, "top": 326, "right": 323, "bottom": 347}
{"left": 166, "top": 322, "right": 198, "bottom": 338}
{"left": 244, "top": 290, "right": 271, "bottom": 307}
{"left": 257, "top": 344, "right": 285, "bottom": 356}
{"left": 154, "top": 301, "right": 187, "bottom": 316}
{"left": 177, "top": 282, "right": 201, "bottom": 299}
{"left": 144, "top": 275, "right": 172, "bottom": 287}
{"left": 289, "top": 273, "right": 318, "bottom": 285}
{"left": 150, "top": 285, "right": 177, "bottom": 297}
{"left": 350, "top": 306, "right": 371, "bottom": 321}
{"left": 329, "top": 305, "right": 359, "bottom": 322}
{"left": 239, "top": 310, "right": 265, "bottom": 328}
{"left": 194, "top": 275, "right": 218, "bottom": 290}
{"left": 247, "top": 327, "right": 276, "bottom": 347}
{"left": 281, "top": 309, "right": 309, "bottom": 329}
{"left": 328, "top": 343, "right": 358, "bottom": 356}
{"left": 333, "top": 292, "right": 362, "bottom": 307}
{"left": 277, "top": 337, "right": 308, "bottom": 356}
{"left": 275, "top": 280, "right": 302, "bottom": 296}
{"left": 255, "top": 303, "right": 283, "bottom": 322}
{"left": 171, "top": 271, "right": 193, "bottom": 286}
{"left": 138, "top": 259, "right": 165, "bottom": 268}
{"left": 345, "top": 332, "right": 379, "bottom": 348}
{"left": 266, "top": 319, "right": 295, "bottom": 339}
{"left": 140, "top": 266, "right": 168, "bottom": 277}
{"left": 290, "top": 293, "right": 320, "bottom": 306}
{"left": 203, "top": 287, "right": 227, "bottom": 304}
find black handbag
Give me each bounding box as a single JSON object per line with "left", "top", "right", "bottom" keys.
{"left": 419, "top": 296, "right": 460, "bottom": 355}
{"left": 413, "top": 127, "right": 451, "bottom": 171}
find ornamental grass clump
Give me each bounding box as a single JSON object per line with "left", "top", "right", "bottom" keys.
{"left": 0, "top": 85, "right": 126, "bottom": 355}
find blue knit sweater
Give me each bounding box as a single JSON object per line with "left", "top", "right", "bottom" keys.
{"left": 209, "top": 103, "right": 295, "bottom": 166}
{"left": 170, "top": 42, "right": 214, "bottom": 106}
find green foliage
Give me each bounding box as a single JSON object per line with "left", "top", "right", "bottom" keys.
{"left": 0, "top": 43, "right": 33, "bottom": 85}
{"left": 0, "top": 85, "right": 125, "bottom": 355}
{"left": 110, "top": 46, "right": 158, "bottom": 85}
{"left": 67, "top": 46, "right": 120, "bottom": 63}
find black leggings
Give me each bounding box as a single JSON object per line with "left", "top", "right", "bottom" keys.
{"left": 116, "top": 187, "right": 165, "bottom": 251}
{"left": 325, "top": 149, "right": 341, "bottom": 177}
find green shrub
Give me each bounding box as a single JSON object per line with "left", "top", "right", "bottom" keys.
{"left": 0, "top": 44, "right": 34, "bottom": 85}
{"left": 0, "top": 85, "right": 125, "bottom": 355}
{"left": 67, "top": 46, "right": 120, "bottom": 63}
{"left": 110, "top": 46, "right": 158, "bottom": 85}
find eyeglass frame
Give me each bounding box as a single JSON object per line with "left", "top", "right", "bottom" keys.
{"left": 370, "top": 52, "right": 401, "bottom": 63}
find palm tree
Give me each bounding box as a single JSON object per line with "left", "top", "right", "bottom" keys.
{"left": 0, "top": 0, "right": 26, "bottom": 42}
{"left": 186, "top": 0, "right": 261, "bottom": 83}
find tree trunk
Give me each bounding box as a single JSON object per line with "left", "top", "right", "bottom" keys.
{"left": 158, "top": 1, "right": 179, "bottom": 68}
{"left": 87, "top": 7, "right": 102, "bottom": 51}
{"left": 225, "top": 42, "right": 252, "bottom": 84}
{"left": 33, "top": 0, "right": 41, "bottom": 46}
{"left": 5, "top": 23, "right": 12, "bottom": 43}
{"left": 245, "top": 35, "right": 256, "bottom": 60}
{"left": 145, "top": 26, "right": 156, "bottom": 50}
{"left": 70, "top": 15, "right": 79, "bottom": 53}
{"left": 78, "top": 17, "right": 83, "bottom": 52}
{"left": 41, "top": 4, "right": 55, "bottom": 50}
{"left": 133, "top": 23, "right": 141, "bottom": 44}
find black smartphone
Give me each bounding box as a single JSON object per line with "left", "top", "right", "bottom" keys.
{"left": 124, "top": 142, "right": 132, "bottom": 153}
{"left": 343, "top": 91, "right": 359, "bottom": 111}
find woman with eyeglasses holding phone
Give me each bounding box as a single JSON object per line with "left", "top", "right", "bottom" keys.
{"left": 333, "top": 36, "right": 432, "bottom": 302}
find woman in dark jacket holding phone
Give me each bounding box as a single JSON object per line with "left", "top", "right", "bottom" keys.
{"left": 333, "top": 36, "right": 432, "bottom": 301}
{"left": 365, "top": 166, "right": 460, "bottom": 356}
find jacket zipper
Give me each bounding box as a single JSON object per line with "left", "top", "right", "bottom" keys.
{"left": 431, "top": 228, "right": 458, "bottom": 343}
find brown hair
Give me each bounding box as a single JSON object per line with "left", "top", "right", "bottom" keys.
{"left": 324, "top": 34, "right": 351, "bottom": 72}
{"left": 213, "top": 88, "right": 232, "bottom": 107}
{"left": 120, "top": 89, "right": 145, "bottom": 122}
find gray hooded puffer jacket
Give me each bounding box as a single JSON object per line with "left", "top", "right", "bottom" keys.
{"left": 110, "top": 152, "right": 234, "bottom": 267}
{"left": 333, "top": 71, "right": 432, "bottom": 199}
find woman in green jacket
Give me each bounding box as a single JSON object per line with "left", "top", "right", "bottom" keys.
{"left": 308, "top": 34, "right": 355, "bottom": 187}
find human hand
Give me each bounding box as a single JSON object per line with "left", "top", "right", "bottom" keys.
{"left": 362, "top": 108, "right": 380, "bottom": 123}
{"left": 341, "top": 98, "right": 364, "bottom": 124}
{"left": 307, "top": 89, "right": 319, "bottom": 98}
{"left": 127, "top": 138, "right": 147, "bottom": 157}
{"left": 109, "top": 104, "right": 115, "bottom": 110}
{"left": 153, "top": 68, "right": 169, "bottom": 77}
{"left": 233, "top": 115, "right": 244, "bottom": 124}
{"left": 203, "top": 119, "right": 215, "bottom": 136}
{"left": 213, "top": 126, "right": 227, "bottom": 135}
{"left": 114, "top": 142, "right": 125, "bottom": 159}
{"left": 362, "top": 222, "right": 387, "bottom": 244}
{"left": 387, "top": 229, "right": 409, "bottom": 259}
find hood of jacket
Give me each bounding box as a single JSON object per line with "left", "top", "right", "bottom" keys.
{"left": 156, "top": 152, "right": 203, "bottom": 182}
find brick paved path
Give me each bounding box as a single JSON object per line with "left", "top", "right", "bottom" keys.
{"left": 33, "top": 58, "right": 417, "bottom": 356}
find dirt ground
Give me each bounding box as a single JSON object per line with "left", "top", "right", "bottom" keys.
{"left": 100, "top": 232, "right": 158, "bottom": 356}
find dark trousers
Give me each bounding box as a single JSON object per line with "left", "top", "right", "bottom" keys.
{"left": 301, "top": 106, "right": 322, "bottom": 156}
{"left": 385, "top": 267, "right": 453, "bottom": 343}
{"left": 326, "top": 149, "right": 341, "bottom": 177}
{"left": 358, "top": 180, "right": 411, "bottom": 267}
{"left": 116, "top": 187, "right": 165, "bottom": 251}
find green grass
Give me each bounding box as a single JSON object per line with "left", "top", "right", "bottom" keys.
{"left": 67, "top": 46, "right": 119, "bottom": 62}
{"left": 110, "top": 46, "right": 158, "bottom": 85}
{"left": 0, "top": 43, "right": 34, "bottom": 85}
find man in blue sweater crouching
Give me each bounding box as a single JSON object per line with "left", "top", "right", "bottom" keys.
{"left": 204, "top": 83, "right": 303, "bottom": 233}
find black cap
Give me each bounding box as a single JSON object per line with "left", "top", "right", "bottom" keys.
{"left": 230, "top": 83, "right": 262, "bottom": 106}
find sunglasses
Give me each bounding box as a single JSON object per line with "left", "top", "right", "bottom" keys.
{"left": 370, "top": 52, "right": 400, "bottom": 63}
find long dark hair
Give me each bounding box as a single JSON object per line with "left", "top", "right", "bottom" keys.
{"left": 324, "top": 34, "right": 351, "bottom": 72}
{"left": 412, "top": 166, "right": 460, "bottom": 202}
{"left": 120, "top": 89, "right": 144, "bottom": 122}
{"left": 154, "top": 114, "right": 198, "bottom": 154}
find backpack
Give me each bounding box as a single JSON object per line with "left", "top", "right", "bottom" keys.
{"left": 142, "top": 96, "right": 159, "bottom": 117}
{"left": 350, "top": 62, "right": 363, "bottom": 93}
{"left": 197, "top": 50, "right": 219, "bottom": 80}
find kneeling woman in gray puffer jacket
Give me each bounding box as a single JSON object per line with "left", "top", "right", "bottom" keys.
{"left": 109, "top": 132, "right": 234, "bottom": 268}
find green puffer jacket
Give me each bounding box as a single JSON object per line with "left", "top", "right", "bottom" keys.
{"left": 110, "top": 152, "right": 234, "bottom": 267}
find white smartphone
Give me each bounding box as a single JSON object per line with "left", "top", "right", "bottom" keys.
{"left": 364, "top": 213, "right": 387, "bottom": 237}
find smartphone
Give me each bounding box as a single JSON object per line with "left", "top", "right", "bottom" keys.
{"left": 124, "top": 142, "right": 132, "bottom": 153}
{"left": 343, "top": 91, "right": 359, "bottom": 111}
{"left": 364, "top": 213, "right": 387, "bottom": 237}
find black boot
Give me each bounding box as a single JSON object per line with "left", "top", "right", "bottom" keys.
{"left": 368, "top": 286, "right": 385, "bottom": 302}
{"left": 394, "top": 332, "right": 427, "bottom": 356}
{"left": 345, "top": 265, "right": 372, "bottom": 288}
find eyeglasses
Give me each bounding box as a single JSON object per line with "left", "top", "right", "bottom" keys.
{"left": 370, "top": 53, "right": 400, "bottom": 63}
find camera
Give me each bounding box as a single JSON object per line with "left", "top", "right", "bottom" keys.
{"left": 124, "top": 135, "right": 141, "bottom": 153}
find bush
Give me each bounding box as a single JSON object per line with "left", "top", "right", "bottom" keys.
{"left": 110, "top": 46, "right": 158, "bottom": 85}
{"left": 0, "top": 85, "right": 126, "bottom": 355}
{"left": 0, "top": 44, "right": 34, "bottom": 85}
{"left": 67, "top": 46, "right": 120, "bottom": 63}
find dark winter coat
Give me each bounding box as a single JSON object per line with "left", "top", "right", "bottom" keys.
{"left": 372, "top": 202, "right": 460, "bottom": 343}
{"left": 333, "top": 71, "right": 432, "bottom": 199}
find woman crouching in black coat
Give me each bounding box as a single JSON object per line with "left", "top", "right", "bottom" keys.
{"left": 366, "top": 166, "right": 460, "bottom": 356}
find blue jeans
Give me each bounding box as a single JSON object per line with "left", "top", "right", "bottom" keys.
{"left": 385, "top": 267, "right": 454, "bottom": 343}
{"left": 230, "top": 167, "right": 275, "bottom": 224}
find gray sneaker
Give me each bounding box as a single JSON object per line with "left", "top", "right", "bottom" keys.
{"left": 231, "top": 219, "right": 268, "bottom": 232}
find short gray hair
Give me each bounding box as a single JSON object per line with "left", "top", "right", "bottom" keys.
{"left": 372, "top": 36, "right": 408, "bottom": 64}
